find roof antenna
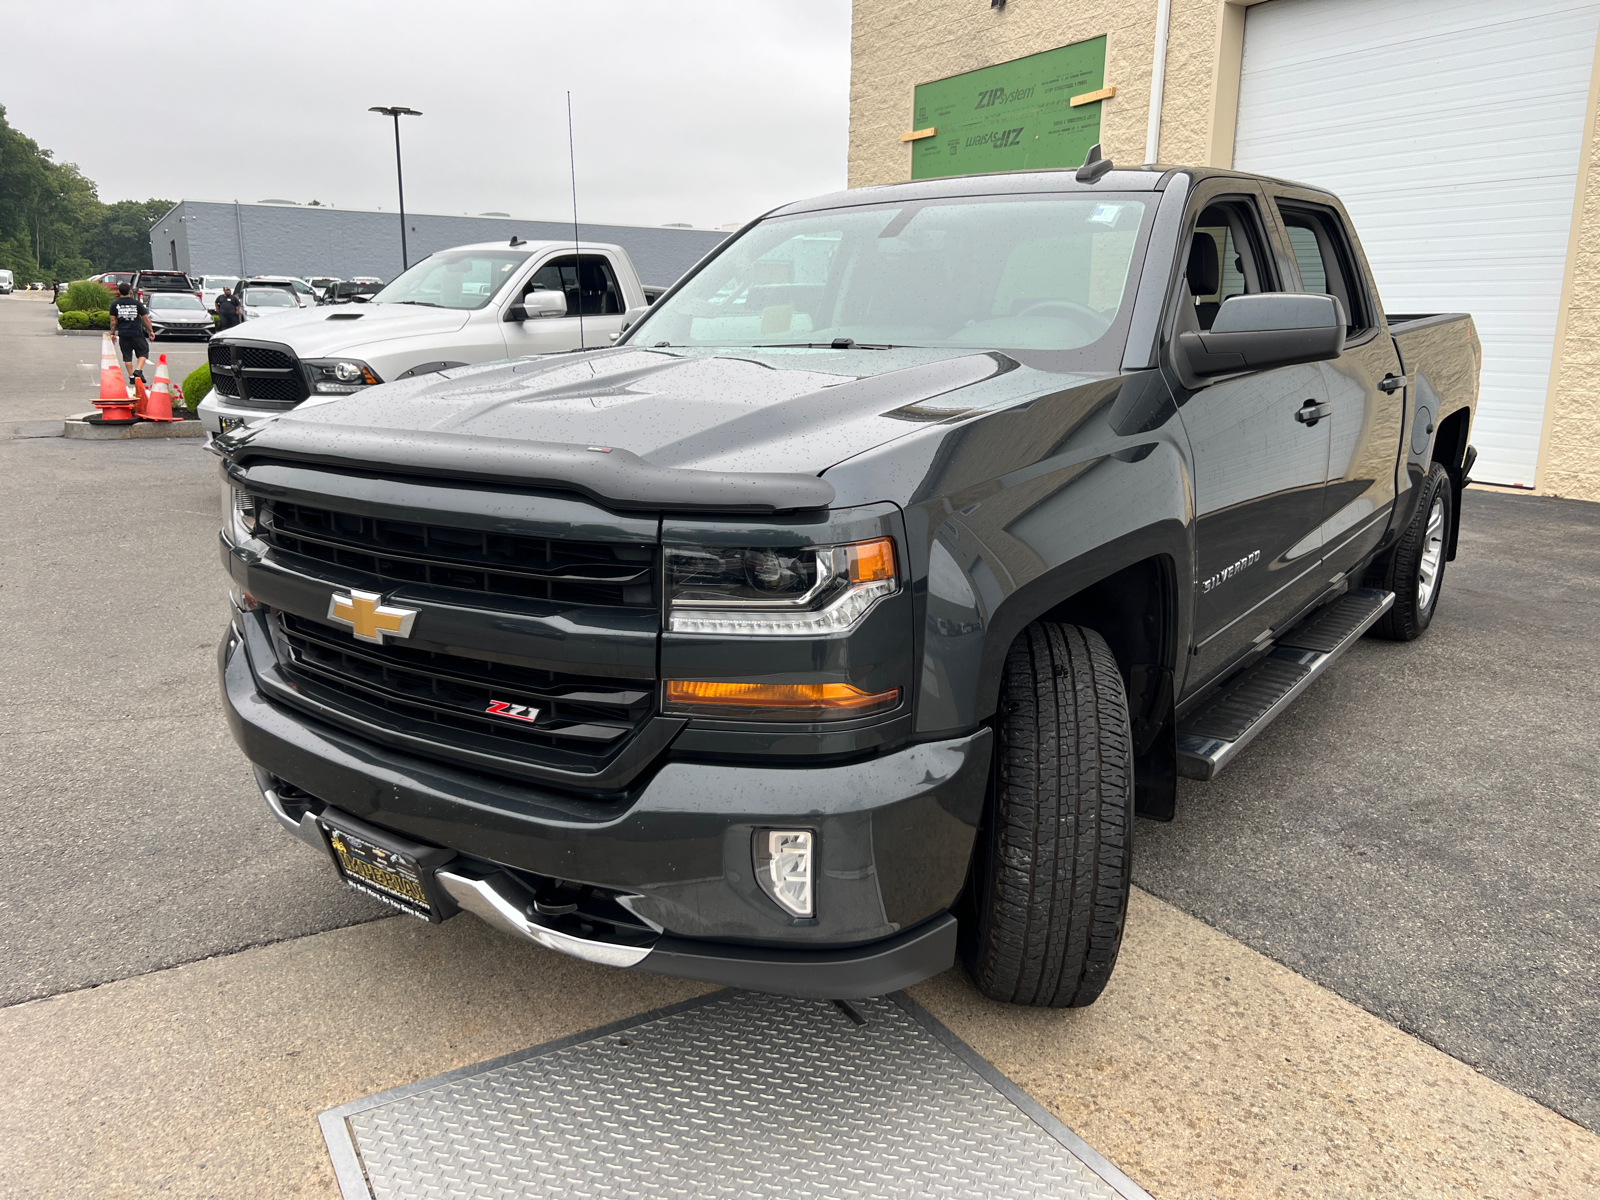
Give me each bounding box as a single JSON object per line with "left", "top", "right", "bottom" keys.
{"left": 1076, "top": 142, "right": 1113, "bottom": 184}
{"left": 567, "top": 91, "right": 585, "bottom": 351}
{"left": 509, "top": 235, "right": 526, "bottom": 247}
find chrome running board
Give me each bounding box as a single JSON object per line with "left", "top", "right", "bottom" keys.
{"left": 1177, "top": 587, "right": 1394, "bottom": 781}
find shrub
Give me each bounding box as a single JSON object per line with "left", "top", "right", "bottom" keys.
{"left": 59, "top": 310, "right": 89, "bottom": 329}
{"left": 182, "top": 362, "right": 212, "bottom": 404}
{"left": 61, "top": 280, "right": 111, "bottom": 312}
{"left": 88, "top": 309, "right": 110, "bottom": 329}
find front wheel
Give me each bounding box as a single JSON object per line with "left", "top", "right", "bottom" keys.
{"left": 961, "top": 622, "right": 1132, "bottom": 1007}
{"left": 1369, "top": 462, "right": 1453, "bottom": 641}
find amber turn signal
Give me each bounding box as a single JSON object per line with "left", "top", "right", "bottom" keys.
{"left": 846, "top": 537, "right": 896, "bottom": 584}
{"left": 665, "top": 679, "right": 901, "bottom": 721}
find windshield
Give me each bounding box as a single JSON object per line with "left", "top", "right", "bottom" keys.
{"left": 242, "top": 287, "right": 296, "bottom": 307}
{"left": 150, "top": 293, "right": 205, "bottom": 310}
{"left": 371, "top": 250, "right": 530, "bottom": 310}
{"left": 631, "top": 195, "right": 1150, "bottom": 353}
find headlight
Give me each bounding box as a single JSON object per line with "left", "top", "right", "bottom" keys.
{"left": 666, "top": 537, "right": 898, "bottom": 636}
{"left": 304, "top": 358, "right": 382, "bottom": 394}
{"left": 222, "top": 481, "right": 258, "bottom": 543}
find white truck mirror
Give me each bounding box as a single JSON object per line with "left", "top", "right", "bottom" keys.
{"left": 522, "top": 289, "right": 568, "bottom": 319}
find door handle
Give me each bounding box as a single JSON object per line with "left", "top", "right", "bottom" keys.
{"left": 1295, "top": 399, "right": 1332, "bottom": 425}
{"left": 1378, "top": 374, "right": 1409, "bottom": 394}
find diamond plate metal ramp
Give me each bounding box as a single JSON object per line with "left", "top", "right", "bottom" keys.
{"left": 320, "top": 989, "right": 1151, "bottom": 1200}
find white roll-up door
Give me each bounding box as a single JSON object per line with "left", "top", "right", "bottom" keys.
{"left": 1232, "top": 0, "right": 1600, "bottom": 487}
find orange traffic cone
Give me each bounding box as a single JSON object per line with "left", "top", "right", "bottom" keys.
{"left": 140, "top": 355, "right": 180, "bottom": 422}
{"left": 92, "top": 333, "right": 137, "bottom": 422}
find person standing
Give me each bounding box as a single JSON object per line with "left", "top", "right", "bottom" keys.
{"left": 215, "top": 286, "right": 242, "bottom": 329}
{"left": 109, "top": 282, "right": 153, "bottom": 384}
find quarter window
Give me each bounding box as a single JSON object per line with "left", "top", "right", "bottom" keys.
{"left": 525, "top": 255, "right": 625, "bottom": 316}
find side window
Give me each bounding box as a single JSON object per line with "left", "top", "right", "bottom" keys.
{"left": 1181, "top": 198, "right": 1275, "bottom": 330}
{"left": 525, "top": 254, "right": 625, "bottom": 316}
{"left": 1276, "top": 203, "right": 1368, "bottom": 334}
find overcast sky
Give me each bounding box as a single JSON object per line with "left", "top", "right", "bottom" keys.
{"left": 6, "top": 0, "right": 851, "bottom": 230}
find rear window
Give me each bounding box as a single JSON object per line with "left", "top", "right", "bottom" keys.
{"left": 140, "top": 273, "right": 192, "bottom": 289}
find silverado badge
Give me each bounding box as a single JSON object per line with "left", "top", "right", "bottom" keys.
{"left": 328, "top": 590, "right": 418, "bottom": 644}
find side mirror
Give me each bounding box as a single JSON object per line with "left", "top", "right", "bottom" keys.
{"left": 619, "top": 304, "right": 650, "bottom": 334}
{"left": 1179, "top": 293, "right": 1346, "bottom": 376}
{"left": 511, "top": 289, "right": 568, "bottom": 321}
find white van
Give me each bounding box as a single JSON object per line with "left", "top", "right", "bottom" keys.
{"left": 0, "top": 270, "right": 13, "bottom": 295}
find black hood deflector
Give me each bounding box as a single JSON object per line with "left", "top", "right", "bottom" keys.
{"left": 217, "top": 422, "right": 836, "bottom": 515}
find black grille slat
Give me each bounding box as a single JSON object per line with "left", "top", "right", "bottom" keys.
{"left": 207, "top": 340, "right": 309, "bottom": 409}
{"left": 259, "top": 500, "right": 655, "bottom": 609}
{"left": 271, "top": 612, "right": 652, "bottom": 764}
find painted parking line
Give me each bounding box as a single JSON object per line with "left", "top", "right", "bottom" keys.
{"left": 2, "top": 889, "right": 1596, "bottom": 1199}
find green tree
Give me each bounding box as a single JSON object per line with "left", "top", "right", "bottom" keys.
{"left": 85, "top": 199, "right": 174, "bottom": 272}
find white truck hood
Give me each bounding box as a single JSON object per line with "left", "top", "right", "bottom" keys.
{"left": 215, "top": 303, "right": 473, "bottom": 358}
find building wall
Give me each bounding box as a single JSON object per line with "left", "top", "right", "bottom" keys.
{"left": 147, "top": 202, "right": 727, "bottom": 290}
{"left": 1539, "top": 32, "right": 1600, "bottom": 501}
{"left": 850, "top": 0, "right": 1600, "bottom": 502}
{"left": 849, "top": 0, "right": 1234, "bottom": 188}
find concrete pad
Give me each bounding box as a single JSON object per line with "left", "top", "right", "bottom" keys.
{"left": 3, "top": 419, "right": 65, "bottom": 439}
{"left": 913, "top": 889, "right": 1600, "bottom": 1200}
{"left": 5, "top": 888, "right": 1597, "bottom": 1199}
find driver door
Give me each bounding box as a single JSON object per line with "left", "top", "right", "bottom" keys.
{"left": 503, "top": 252, "right": 628, "bottom": 356}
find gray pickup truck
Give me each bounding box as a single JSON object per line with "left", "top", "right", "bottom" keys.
{"left": 215, "top": 157, "right": 1478, "bottom": 1008}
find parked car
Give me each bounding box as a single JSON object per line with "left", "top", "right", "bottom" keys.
{"left": 147, "top": 291, "right": 214, "bottom": 340}
{"left": 28, "top": 281, "right": 45, "bottom": 290}
{"left": 91, "top": 272, "right": 136, "bottom": 294}
{"left": 0, "top": 270, "right": 13, "bottom": 294}
{"left": 200, "top": 275, "right": 242, "bottom": 311}
{"left": 321, "top": 280, "right": 382, "bottom": 305}
{"left": 199, "top": 240, "right": 646, "bottom": 435}
{"left": 234, "top": 280, "right": 302, "bottom": 321}
{"left": 132, "top": 270, "right": 198, "bottom": 306}
{"left": 243, "top": 274, "right": 319, "bottom": 308}
{"left": 212, "top": 163, "right": 1480, "bottom": 1005}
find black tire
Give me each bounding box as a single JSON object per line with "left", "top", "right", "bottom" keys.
{"left": 961, "top": 622, "right": 1132, "bottom": 1007}
{"left": 1368, "top": 462, "right": 1453, "bottom": 641}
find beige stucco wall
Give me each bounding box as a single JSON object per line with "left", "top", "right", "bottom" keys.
{"left": 1537, "top": 39, "right": 1600, "bottom": 501}
{"left": 849, "top": 0, "right": 1236, "bottom": 189}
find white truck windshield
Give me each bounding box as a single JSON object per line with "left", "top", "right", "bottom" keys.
{"left": 372, "top": 250, "right": 531, "bottom": 310}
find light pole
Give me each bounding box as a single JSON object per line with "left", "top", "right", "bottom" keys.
{"left": 368, "top": 106, "right": 422, "bottom": 271}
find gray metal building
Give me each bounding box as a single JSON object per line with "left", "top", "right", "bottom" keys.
{"left": 148, "top": 201, "right": 729, "bottom": 289}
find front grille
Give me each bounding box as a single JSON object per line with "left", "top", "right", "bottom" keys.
{"left": 271, "top": 612, "right": 654, "bottom": 766}
{"left": 259, "top": 499, "right": 656, "bottom": 609}
{"left": 208, "top": 340, "right": 307, "bottom": 408}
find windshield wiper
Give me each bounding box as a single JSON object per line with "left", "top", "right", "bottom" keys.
{"left": 750, "top": 339, "right": 895, "bottom": 350}
{"left": 391, "top": 300, "right": 441, "bottom": 308}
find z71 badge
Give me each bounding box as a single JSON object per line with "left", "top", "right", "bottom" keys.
{"left": 485, "top": 700, "right": 540, "bottom": 723}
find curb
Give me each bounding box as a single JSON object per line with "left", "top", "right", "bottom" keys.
{"left": 62, "top": 416, "right": 205, "bottom": 441}
{"left": 54, "top": 327, "right": 108, "bottom": 337}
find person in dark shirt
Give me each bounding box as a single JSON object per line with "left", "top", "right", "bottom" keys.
{"left": 109, "top": 282, "right": 153, "bottom": 383}
{"left": 214, "top": 286, "right": 242, "bottom": 329}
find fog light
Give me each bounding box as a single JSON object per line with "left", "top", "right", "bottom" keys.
{"left": 755, "top": 829, "right": 814, "bottom": 918}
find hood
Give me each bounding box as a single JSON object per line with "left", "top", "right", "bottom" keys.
{"left": 214, "top": 302, "right": 471, "bottom": 356}
{"left": 272, "top": 345, "right": 1065, "bottom": 477}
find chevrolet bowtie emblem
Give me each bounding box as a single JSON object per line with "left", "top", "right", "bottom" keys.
{"left": 327, "top": 589, "right": 418, "bottom": 644}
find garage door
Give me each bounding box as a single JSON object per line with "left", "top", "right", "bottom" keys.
{"left": 1232, "top": 0, "right": 1600, "bottom": 487}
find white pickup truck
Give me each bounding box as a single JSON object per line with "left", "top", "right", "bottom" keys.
{"left": 197, "top": 239, "right": 653, "bottom": 435}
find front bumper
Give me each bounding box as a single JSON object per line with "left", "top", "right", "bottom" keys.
{"left": 221, "top": 623, "right": 989, "bottom": 997}
{"left": 197, "top": 392, "right": 290, "bottom": 435}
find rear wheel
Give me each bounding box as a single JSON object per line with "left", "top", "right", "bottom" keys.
{"left": 961, "top": 622, "right": 1132, "bottom": 1007}
{"left": 1369, "top": 462, "right": 1452, "bottom": 641}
